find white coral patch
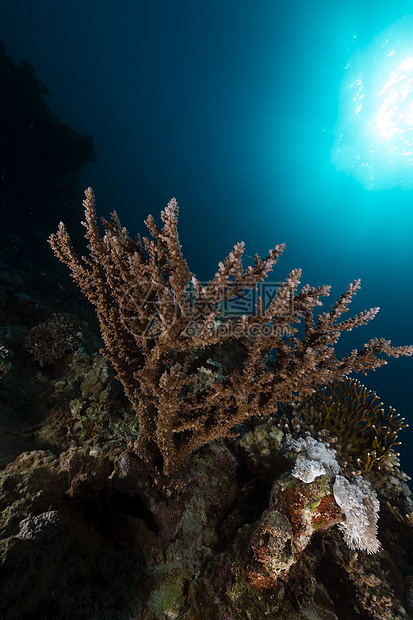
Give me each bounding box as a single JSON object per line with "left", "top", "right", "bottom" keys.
{"left": 333, "top": 475, "right": 380, "bottom": 554}
{"left": 287, "top": 436, "right": 341, "bottom": 482}
{"left": 291, "top": 456, "right": 326, "bottom": 483}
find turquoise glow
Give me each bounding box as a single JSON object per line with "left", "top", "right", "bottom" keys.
{"left": 332, "top": 15, "right": 413, "bottom": 190}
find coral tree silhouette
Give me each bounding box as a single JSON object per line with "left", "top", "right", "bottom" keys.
{"left": 49, "top": 188, "right": 413, "bottom": 478}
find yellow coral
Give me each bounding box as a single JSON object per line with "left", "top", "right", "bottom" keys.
{"left": 303, "top": 378, "right": 407, "bottom": 472}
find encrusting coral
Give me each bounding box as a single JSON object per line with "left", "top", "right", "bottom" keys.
{"left": 49, "top": 188, "right": 413, "bottom": 479}
{"left": 285, "top": 435, "right": 381, "bottom": 555}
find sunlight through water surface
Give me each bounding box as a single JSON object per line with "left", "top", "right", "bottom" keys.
{"left": 332, "top": 15, "right": 413, "bottom": 190}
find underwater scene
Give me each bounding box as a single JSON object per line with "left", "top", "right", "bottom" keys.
{"left": 1, "top": 1, "right": 413, "bottom": 618}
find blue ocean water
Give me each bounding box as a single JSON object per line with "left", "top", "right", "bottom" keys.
{"left": 1, "top": 1, "right": 412, "bottom": 472}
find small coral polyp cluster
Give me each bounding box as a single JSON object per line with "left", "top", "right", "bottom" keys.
{"left": 302, "top": 378, "right": 407, "bottom": 472}
{"left": 25, "top": 313, "right": 84, "bottom": 366}
{"left": 0, "top": 343, "right": 11, "bottom": 378}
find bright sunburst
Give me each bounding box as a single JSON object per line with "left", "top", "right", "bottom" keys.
{"left": 332, "top": 16, "right": 413, "bottom": 190}
{"left": 374, "top": 56, "right": 413, "bottom": 142}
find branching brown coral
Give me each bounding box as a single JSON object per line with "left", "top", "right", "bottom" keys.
{"left": 48, "top": 188, "right": 413, "bottom": 477}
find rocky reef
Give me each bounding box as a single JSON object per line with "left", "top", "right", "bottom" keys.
{"left": 1, "top": 362, "right": 413, "bottom": 619}
{"left": 1, "top": 236, "right": 413, "bottom": 617}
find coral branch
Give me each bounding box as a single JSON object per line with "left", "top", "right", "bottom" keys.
{"left": 49, "top": 188, "right": 413, "bottom": 477}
